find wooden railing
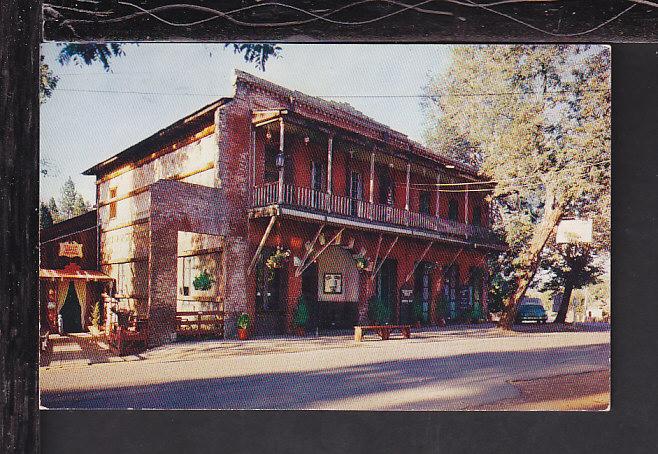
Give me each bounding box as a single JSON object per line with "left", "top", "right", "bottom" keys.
{"left": 252, "top": 182, "right": 500, "bottom": 244}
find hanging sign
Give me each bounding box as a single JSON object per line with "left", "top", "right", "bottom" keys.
{"left": 556, "top": 219, "right": 593, "bottom": 244}
{"left": 59, "top": 241, "right": 83, "bottom": 258}
{"left": 323, "top": 273, "right": 343, "bottom": 294}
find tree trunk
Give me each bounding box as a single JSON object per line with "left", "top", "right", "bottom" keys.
{"left": 554, "top": 280, "right": 574, "bottom": 324}
{"left": 499, "top": 186, "right": 565, "bottom": 330}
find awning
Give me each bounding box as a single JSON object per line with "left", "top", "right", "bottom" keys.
{"left": 39, "top": 268, "right": 114, "bottom": 282}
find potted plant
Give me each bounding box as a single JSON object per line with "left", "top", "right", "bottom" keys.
{"left": 411, "top": 298, "right": 424, "bottom": 328}
{"left": 367, "top": 295, "right": 392, "bottom": 327}
{"left": 88, "top": 301, "right": 103, "bottom": 336}
{"left": 265, "top": 246, "right": 291, "bottom": 270}
{"left": 237, "top": 312, "right": 250, "bottom": 340}
{"left": 354, "top": 254, "right": 369, "bottom": 271}
{"left": 193, "top": 270, "right": 214, "bottom": 291}
{"left": 293, "top": 295, "right": 310, "bottom": 336}
{"left": 435, "top": 295, "right": 448, "bottom": 327}
{"left": 470, "top": 302, "right": 483, "bottom": 324}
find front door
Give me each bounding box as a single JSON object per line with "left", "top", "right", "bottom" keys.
{"left": 414, "top": 262, "right": 432, "bottom": 324}
{"left": 301, "top": 262, "right": 319, "bottom": 331}
{"left": 376, "top": 259, "right": 397, "bottom": 323}
{"left": 60, "top": 281, "right": 82, "bottom": 333}
{"left": 311, "top": 161, "right": 325, "bottom": 209}
{"left": 443, "top": 265, "right": 459, "bottom": 320}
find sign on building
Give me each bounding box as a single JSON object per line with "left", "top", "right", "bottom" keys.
{"left": 323, "top": 273, "right": 343, "bottom": 294}
{"left": 556, "top": 219, "right": 593, "bottom": 244}
{"left": 59, "top": 241, "right": 83, "bottom": 258}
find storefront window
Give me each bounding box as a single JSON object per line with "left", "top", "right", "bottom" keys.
{"left": 419, "top": 191, "right": 431, "bottom": 215}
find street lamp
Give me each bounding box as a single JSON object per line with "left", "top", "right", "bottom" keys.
{"left": 275, "top": 152, "right": 285, "bottom": 170}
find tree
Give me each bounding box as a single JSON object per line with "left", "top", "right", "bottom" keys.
{"left": 39, "top": 202, "right": 54, "bottom": 229}
{"left": 541, "top": 243, "right": 604, "bottom": 323}
{"left": 47, "top": 197, "right": 61, "bottom": 224}
{"left": 55, "top": 177, "right": 91, "bottom": 222}
{"left": 424, "top": 45, "right": 610, "bottom": 330}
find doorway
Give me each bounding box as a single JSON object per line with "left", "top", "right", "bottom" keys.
{"left": 301, "top": 262, "right": 319, "bottom": 331}
{"left": 60, "top": 281, "right": 83, "bottom": 333}
{"left": 375, "top": 259, "right": 397, "bottom": 323}
{"left": 414, "top": 262, "right": 432, "bottom": 324}
{"left": 443, "top": 265, "right": 459, "bottom": 320}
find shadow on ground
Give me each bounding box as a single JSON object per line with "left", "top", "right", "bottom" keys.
{"left": 41, "top": 342, "right": 610, "bottom": 410}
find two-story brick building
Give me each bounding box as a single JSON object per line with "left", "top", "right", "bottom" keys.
{"left": 82, "top": 70, "right": 505, "bottom": 346}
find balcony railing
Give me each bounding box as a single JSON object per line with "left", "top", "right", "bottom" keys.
{"left": 253, "top": 182, "right": 500, "bottom": 244}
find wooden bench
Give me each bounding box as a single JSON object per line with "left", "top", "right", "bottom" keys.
{"left": 354, "top": 325, "right": 412, "bottom": 342}
{"left": 175, "top": 311, "right": 224, "bottom": 339}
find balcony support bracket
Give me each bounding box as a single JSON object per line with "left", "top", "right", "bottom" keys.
{"left": 247, "top": 216, "right": 277, "bottom": 276}
{"left": 294, "top": 223, "right": 325, "bottom": 277}
{"left": 404, "top": 241, "right": 434, "bottom": 284}
{"left": 297, "top": 227, "right": 345, "bottom": 276}
{"left": 371, "top": 236, "right": 399, "bottom": 281}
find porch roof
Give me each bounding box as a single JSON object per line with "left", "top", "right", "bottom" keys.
{"left": 39, "top": 268, "right": 114, "bottom": 282}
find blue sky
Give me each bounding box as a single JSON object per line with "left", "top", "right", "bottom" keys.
{"left": 40, "top": 43, "right": 453, "bottom": 203}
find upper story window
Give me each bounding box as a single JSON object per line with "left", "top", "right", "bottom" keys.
{"left": 419, "top": 191, "right": 431, "bottom": 215}
{"left": 378, "top": 166, "right": 394, "bottom": 206}
{"left": 448, "top": 199, "right": 459, "bottom": 221}
{"left": 311, "top": 160, "right": 325, "bottom": 192}
{"left": 264, "top": 145, "right": 279, "bottom": 183}
{"left": 109, "top": 187, "right": 117, "bottom": 219}
{"left": 472, "top": 205, "right": 482, "bottom": 226}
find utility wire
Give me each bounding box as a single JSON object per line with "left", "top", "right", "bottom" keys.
{"left": 53, "top": 87, "right": 608, "bottom": 99}
{"left": 404, "top": 159, "right": 611, "bottom": 188}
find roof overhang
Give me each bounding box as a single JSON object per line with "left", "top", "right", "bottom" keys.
{"left": 39, "top": 268, "right": 114, "bottom": 282}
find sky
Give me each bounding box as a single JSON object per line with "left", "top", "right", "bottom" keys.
{"left": 40, "top": 43, "right": 454, "bottom": 204}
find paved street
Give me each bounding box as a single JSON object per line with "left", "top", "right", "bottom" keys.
{"left": 40, "top": 324, "right": 610, "bottom": 410}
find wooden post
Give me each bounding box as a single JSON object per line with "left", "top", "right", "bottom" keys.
{"left": 405, "top": 161, "right": 411, "bottom": 211}
{"left": 435, "top": 172, "right": 441, "bottom": 218}
{"left": 369, "top": 151, "right": 375, "bottom": 204}
{"left": 327, "top": 134, "right": 333, "bottom": 194}
{"left": 277, "top": 118, "right": 285, "bottom": 204}
{"left": 464, "top": 185, "right": 469, "bottom": 224}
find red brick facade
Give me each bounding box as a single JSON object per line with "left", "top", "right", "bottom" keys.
{"left": 84, "top": 70, "right": 504, "bottom": 346}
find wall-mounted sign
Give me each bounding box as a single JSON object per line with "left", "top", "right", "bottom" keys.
{"left": 323, "top": 273, "right": 343, "bottom": 294}
{"left": 556, "top": 219, "right": 593, "bottom": 244}
{"left": 59, "top": 241, "right": 83, "bottom": 258}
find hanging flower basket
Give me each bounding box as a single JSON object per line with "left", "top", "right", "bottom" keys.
{"left": 193, "top": 270, "right": 214, "bottom": 291}
{"left": 266, "top": 247, "right": 291, "bottom": 270}
{"left": 354, "top": 254, "right": 369, "bottom": 271}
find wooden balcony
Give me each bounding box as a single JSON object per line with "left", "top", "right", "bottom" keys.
{"left": 251, "top": 182, "right": 504, "bottom": 248}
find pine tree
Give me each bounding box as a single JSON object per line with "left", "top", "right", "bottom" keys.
{"left": 39, "top": 202, "right": 54, "bottom": 229}
{"left": 59, "top": 177, "right": 78, "bottom": 219}
{"left": 48, "top": 197, "right": 61, "bottom": 224}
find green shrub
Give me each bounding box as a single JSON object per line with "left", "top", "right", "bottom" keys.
{"left": 412, "top": 298, "right": 424, "bottom": 323}
{"left": 193, "top": 270, "right": 214, "bottom": 291}
{"left": 293, "top": 296, "right": 310, "bottom": 328}
{"left": 471, "top": 302, "right": 483, "bottom": 321}
{"left": 368, "top": 295, "right": 392, "bottom": 325}
{"left": 237, "top": 312, "right": 250, "bottom": 330}
{"left": 435, "top": 295, "right": 449, "bottom": 319}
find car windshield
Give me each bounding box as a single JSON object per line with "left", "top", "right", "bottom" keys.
{"left": 521, "top": 305, "right": 545, "bottom": 316}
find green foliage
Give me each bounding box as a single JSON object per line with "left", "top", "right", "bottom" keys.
{"left": 91, "top": 302, "right": 101, "bottom": 329}
{"left": 57, "top": 43, "right": 124, "bottom": 71}
{"left": 424, "top": 45, "right": 610, "bottom": 319}
{"left": 435, "top": 295, "right": 449, "bottom": 319}
{"left": 40, "top": 202, "right": 54, "bottom": 229}
{"left": 368, "top": 295, "right": 392, "bottom": 325}
{"left": 48, "top": 197, "right": 61, "bottom": 223}
{"left": 192, "top": 270, "right": 214, "bottom": 291}
{"left": 412, "top": 298, "right": 424, "bottom": 323}
{"left": 39, "top": 55, "right": 58, "bottom": 103}
{"left": 237, "top": 313, "right": 250, "bottom": 330}
{"left": 470, "top": 302, "right": 483, "bottom": 321}
{"left": 225, "top": 43, "right": 281, "bottom": 71}
{"left": 57, "top": 177, "right": 91, "bottom": 221}
{"left": 293, "top": 296, "right": 310, "bottom": 328}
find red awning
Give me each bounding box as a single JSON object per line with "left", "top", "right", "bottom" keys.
{"left": 39, "top": 268, "right": 114, "bottom": 282}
